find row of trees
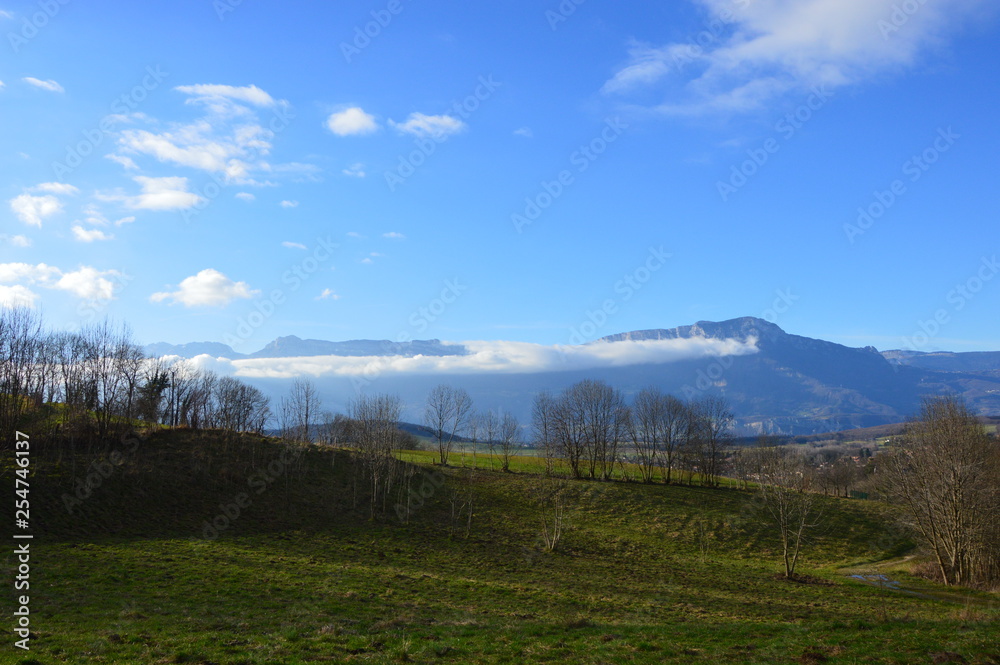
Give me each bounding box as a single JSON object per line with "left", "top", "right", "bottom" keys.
{"left": 0, "top": 308, "right": 271, "bottom": 446}
{"left": 531, "top": 381, "right": 734, "bottom": 485}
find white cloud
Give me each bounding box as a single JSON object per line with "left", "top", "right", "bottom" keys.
{"left": 223, "top": 337, "right": 759, "bottom": 379}
{"left": 114, "top": 216, "right": 136, "bottom": 226}
{"left": 0, "top": 80, "right": 5, "bottom": 90}
{"left": 10, "top": 194, "right": 62, "bottom": 227}
{"left": 603, "top": 0, "right": 989, "bottom": 114}
{"left": 342, "top": 163, "right": 366, "bottom": 178}
{"left": 382, "top": 232, "right": 405, "bottom": 240}
{"left": 282, "top": 241, "right": 307, "bottom": 250}
{"left": 72, "top": 226, "right": 114, "bottom": 243}
{"left": 150, "top": 268, "right": 258, "bottom": 307}
{"left": 55, "top": 267, "right": 121, "bottom": 300}
{"left": 113, "top": 84, "right": 288, "bottom": 184}
{"left": 346, "top": 231, "right": 364, "bottom": 239}
{"left": 23, "top": 77, "right": 64, "bottom": 93}
{"left": 513, "top": 127, "right": 533, "bottom": 138}
{"left": 105, "top": 153, "right": 139, "bottom": 170}
{"left": 235, "top": 192, "right": 255, "bottom": 202}
{"left": 32, "top": 182, "right": 79, "bottom": 195}
{"left": 0, "top": 10, "right": 12, "bottom": 19}
{"left": 0, "top": 235, "right": 31, "bottom": 248}
{"left": 316, "top": 288, "right": 341, "bottom": 301}
{"left": 360, "top": 257, "right": 373, "bottom": 265}
{"left": 389, "top": 113, "right": 466, "bottom": 139}
{"left": 99, "top": 176, "right": 204, "bottom": 211}
{"left": 174, "top": 84, "right": 277, "bottom": 108}
{"left": 0, "top": 285, "right": 37, "bottom": 308}
{"left": 0, "top": 262, "right": 123, "bottom": 303}
{"left": 326, "top": 107, "right": 378, "bottom": 136}
{"left": 280, "top": 200, "right": 298, "bottom": 208}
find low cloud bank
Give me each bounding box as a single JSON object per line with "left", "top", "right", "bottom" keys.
{"left": 178, "top": 337, "right": 759, "bottom": 380}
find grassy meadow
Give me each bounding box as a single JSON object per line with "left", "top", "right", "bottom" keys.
{"left": 3, "top": 430, "right": 998, "bottom": 664}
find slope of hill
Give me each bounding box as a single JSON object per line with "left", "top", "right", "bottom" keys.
{"left": 13, "top": 430, "right": 999, "bottom": 664}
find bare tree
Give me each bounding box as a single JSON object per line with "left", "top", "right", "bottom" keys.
{"left": 424, "top": 384, "right": 472, "bottom": 466}
{"left": 531, "top": 391, "right": 559, "bottom": 476}
{"left": 877, "top": 397, "right": 1000, "bottom": 588}
{"left": 0, "top": 308, "right": 43, "bottom": 446}
{"left": 534, "top": 477, "right": 568, "bottom": 553}
{"left": 754, "top": 445, "right": 822, "bottom": 579}
{"left": 496, "top": 410, "right": 520, "bottom": 473}
{"left": 690, "top": 396, "right": 733, "bottom": 487}
{"left": 281, "top": 378, "right": 321, "bottom": 443}
{"left": 629, "top": 387, "right": 686, "bottom": 483}
{"left": 350, "top": 393, "right": 403, "bottom": 519}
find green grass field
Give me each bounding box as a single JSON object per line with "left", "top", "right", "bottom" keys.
{"left": 4, "top": 431, "right": 998, "bottom": 664}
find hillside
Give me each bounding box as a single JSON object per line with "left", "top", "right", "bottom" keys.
{"left": 7, "top": 430, "right": 999, "bottom": 664}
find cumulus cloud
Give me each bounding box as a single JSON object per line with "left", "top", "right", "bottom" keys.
{"left": 151, "top": 269, "right": 258, "bottom": 307}
{"left": 0, "top": 262, "right": 124, "bottom": 304}
{"left": 112, "top": 83, "right": 289, "bottom": 185}
{"left": 72, "top": 226, "right": 114, "bottom": 242}
{"left": 326, "top": 107, "right": 378, "bottom": 136}
{"left": 10, "top": 194, "right": 61, "bottom": 227}
{"left": 603, "top": 0, "right": 989, "bottom": 114}
{"left": 23, "top": 77, "right": 64, "bottom": 93}
{"left": 280, "top": 200, "right": 298, "bottom": 208}
{"left": 389, "top": 113, "right": 466, "bottom": 139}
{"left": 0, "top": 285, "right": 37, "bottom": 308}
{"left": 99, "top": 176, "right": 204, "bottom": 211}
{"left": 221, "top": 337, "right": 759, "bottom": 380}
{"left": 235, "top": 192, "right": 255, "bottom": 202}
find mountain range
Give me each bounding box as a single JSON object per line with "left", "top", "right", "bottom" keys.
{"left": 147, "top": 317, "right": 1000, "bottom": 434}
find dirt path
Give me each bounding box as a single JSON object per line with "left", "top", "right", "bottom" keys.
{"left": 838, "top": 557, "right": 997, "bottom": 607}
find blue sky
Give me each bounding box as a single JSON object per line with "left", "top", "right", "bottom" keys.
{"left": 2, "top": 0, "right": 999, "bottom": 355}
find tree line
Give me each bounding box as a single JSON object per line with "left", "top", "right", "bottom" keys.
{"left": 0, "top": 308, "right": 271, "bottom": 447}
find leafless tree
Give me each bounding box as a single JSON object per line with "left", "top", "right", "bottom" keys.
{"left": 281, "top": 378, "right": 321, "bottom": 443}
{"left": 350, "top": 392, "right": 403, "bottom": 519}
{"left": 0, "top": 307, "right": 43, "bottom": 446}
{"left": 876, "top": 397, "right": 1000, "bottom": 588}
{"left": 424, "top": 384, "right": 472, "bottom": 466}
{"left": 629, "top": 387, "right": 687, "bottom": 483}
{"left": 496, "top": 410, "right": 520, "bottom": 473}
{"left": 531, "top": 391, "right": 559, "bottom": 476}
{"left": 690, "top": 396, "right": 733, "bottom": 487}
{"left": 753, "top": 444, "right": 822, "bottom": 579}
